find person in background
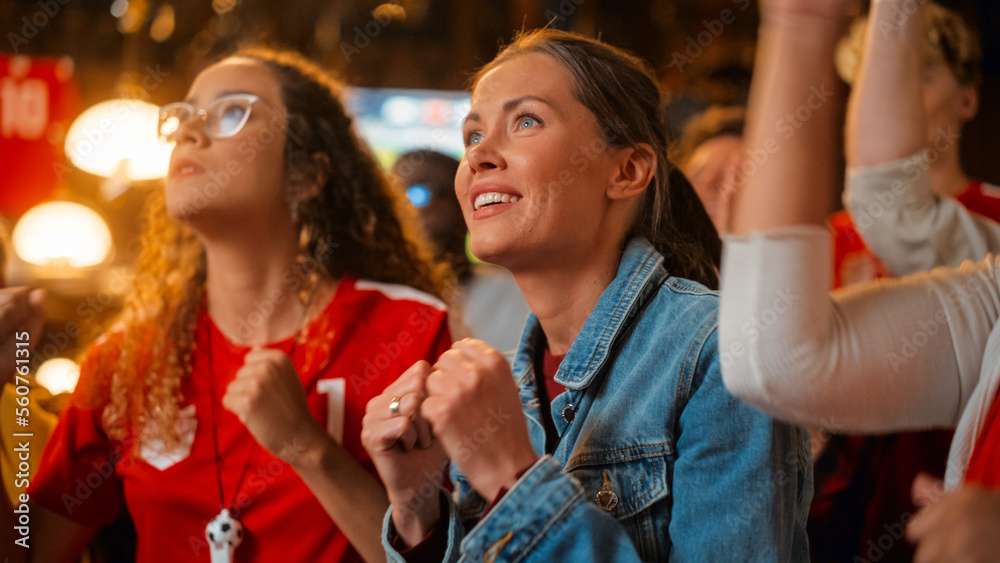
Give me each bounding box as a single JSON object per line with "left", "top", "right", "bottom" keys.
{"left": 840, "top": 2, "right": 995, "bottom": 276}
{"left": 0, "top": 225, "right": 51, "bottom": 524}
{"left": 671, "top": 106, "right": 745, "bottom": 236}
{"left": 721, "top": 0, "right": 1000, "bottom": 561}
{"left": 363, "top": 28, "right": 810, "bottom": 562}
{"left": 392, "top": 150, "right": 531, "bottom": 354}
{"left": 808, "top": 5, "right": 992, "bottom": 559}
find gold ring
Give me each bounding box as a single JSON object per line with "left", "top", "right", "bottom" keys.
{"left": 389, "top": 396, "right": 402, "bottom": 417}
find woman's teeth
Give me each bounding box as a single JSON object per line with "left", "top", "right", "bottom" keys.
{"left": 474, "top": 192, "right": 520, "bottom": 210}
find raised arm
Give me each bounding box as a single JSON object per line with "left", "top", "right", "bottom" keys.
{"left": 841, "top": 1, "right": 1000, "bottom": 273}
{"left": 727, "top": 1, "right": 844, "bottom": 235}
{"left": 721, "top": 0, "right": 998, "bottom": 434}
{"left": 845, "top": 0, "right": 926, "bottom": 168}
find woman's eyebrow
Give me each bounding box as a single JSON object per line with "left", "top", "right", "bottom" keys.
{"left": 502, "top": 95, "right": 552, "bottom": 113}
{"left": 463, "top": 95, "right": 556, "bottom": 125}
{"left": 184, "top": 90, "right": 253, "bottom": 105}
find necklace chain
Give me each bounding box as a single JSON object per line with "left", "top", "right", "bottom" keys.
{"left": 204, "top": 285, "right": 320, "bottom": 514}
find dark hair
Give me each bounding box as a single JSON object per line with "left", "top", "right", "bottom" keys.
{"left": 672, "top": 106, "right": 746, "bottom": 170}
{"left": 236, "top": 47, "right": 452, "bottom": 299}
{"left": 394, "top": 149, "right": 461, "bottom": 183}
{"left": 471, "top": 29, "right": 721, "bottom": 289}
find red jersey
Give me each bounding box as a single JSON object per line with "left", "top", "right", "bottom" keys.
{"left": 831, "top": 179, "right": 1000, "bottom": 289}
{"left": 965, "top": 391, "right": 1000, "bottom": 488}
{"left": 30, "top": 277, "right": 451, "bottom": 562}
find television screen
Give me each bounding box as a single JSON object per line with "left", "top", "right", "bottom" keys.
{"left": 345, "top": 87, "right": 470, "bottom": 169}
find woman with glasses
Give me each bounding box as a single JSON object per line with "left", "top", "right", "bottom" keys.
{"left": 4, "top": 48, "right": 452, "bottom": 563}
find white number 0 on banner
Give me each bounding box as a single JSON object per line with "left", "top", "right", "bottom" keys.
{"left": 1, "top": 77, "right": 49, "bottom": 140}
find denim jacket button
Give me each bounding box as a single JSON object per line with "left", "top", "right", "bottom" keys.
{"left": 596, "top": 471, "right": 619, "bottom": 511}
{"left": 561, "top": 403, "right": 576, "bottom": 423}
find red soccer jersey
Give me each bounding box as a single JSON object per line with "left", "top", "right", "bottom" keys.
{"left": 30, "top": 277, "right": 451, "bottom": 562}
{"left": 964, "top": 394, "right": 1000, "bottom": 488}
{"left": 831, "top": 179, "right": 1000, "bottom": 289}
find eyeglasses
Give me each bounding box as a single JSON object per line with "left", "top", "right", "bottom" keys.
{"left": 157, "top": 93, "right": 260, "bottom": 142}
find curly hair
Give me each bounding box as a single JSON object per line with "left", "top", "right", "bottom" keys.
{"left": 471, "top": 29, "right": 721, "bottom": 289}
{"left": 836, "top": 3, "right": 982, "bottom": 88}
{"left": 99, "top": 47, "right": 452, "bottom": 451}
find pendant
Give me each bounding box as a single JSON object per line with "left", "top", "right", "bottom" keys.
{"left": 206, "top": 508, "right": 244, "bottom": 563}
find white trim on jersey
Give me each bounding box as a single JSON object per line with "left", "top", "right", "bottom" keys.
{"left": 354, "top": 280, "right": 446, "bottom": 311}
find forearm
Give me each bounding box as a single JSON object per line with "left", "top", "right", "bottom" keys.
{"left": 729, "top": 11, "right": 842, "bottom": 234}
{"left": 847, "top": 0, "right": 926, "bottom": 167}
{"left": 292, "top": 431, "right": 390, "bottom": 563}
{"left": 720, "top": 226, "right": 992, "bottom": 431}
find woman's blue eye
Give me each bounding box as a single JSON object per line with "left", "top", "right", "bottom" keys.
{"left": 518, "top": 116, "right": 536, "bottom": 129}
{"left": 467, "top": 132, "right": 483, "bottom": 145}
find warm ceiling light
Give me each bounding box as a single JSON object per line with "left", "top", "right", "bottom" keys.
{"left": 12, "top": 201, "right": 113, "bottom": 268}
{"left": 150, "top": 4, "right": 176, "bottom": 43}
{"left": 64, "top": 98, "right": 173, "bottom": 182}
{"left": 374, "top": 3, "right": 407, "bottom": 21}
{"left": 35, "top": 358, "right": 81, "bottom": 394}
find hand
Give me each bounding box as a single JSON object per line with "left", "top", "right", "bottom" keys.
{"left": 0, "top": 287, "right": 45, "bottom": 390}
{"left": 422, "top": 338, "right": 539, "bottom": 501}
{"left": 361, "top": 361, "right": 449, "bottom": 546}
{"left": 906, "top": 484, "right": 1000, "bottom": 563}
{"left": 222, "top": 347, "right": 326, "bottom": 464}
{"left": 911, "top": 471, "right": 946, "bottom": 508}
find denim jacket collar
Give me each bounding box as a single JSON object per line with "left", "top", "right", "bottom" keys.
{"left": 512, "top": 237, "right": 667, "bottom": 391}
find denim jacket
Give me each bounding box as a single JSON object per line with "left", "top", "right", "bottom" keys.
{"left": 383, "top": 237, "right": 812, "bottom": 562}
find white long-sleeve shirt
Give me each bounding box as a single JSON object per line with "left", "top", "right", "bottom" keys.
{"left": 843, "top": 153, "right": 1000, "bottom": 274}
{"left": 719, "top": 225, "right": 1000, "bottom": 487}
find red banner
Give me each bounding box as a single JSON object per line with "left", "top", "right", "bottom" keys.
{"left": 0, "top": 54, "right": 81, "bottom": 217}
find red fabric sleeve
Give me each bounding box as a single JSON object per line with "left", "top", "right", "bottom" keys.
{"left": 28, "top": 338, "right": 125, "bottom": 525}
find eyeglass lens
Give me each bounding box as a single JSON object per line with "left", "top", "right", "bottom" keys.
{"left": 158, "top": 96, "right": 254, "bottom": 142}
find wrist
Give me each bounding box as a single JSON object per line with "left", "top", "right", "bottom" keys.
{"left": 286, "top": 423, "right": 332, "bottom": 472}
{"left": 391, "top": 492, "right": 442, "bottom": 547}
{"left": 477, "top": 452, "right": 539, "bottom": 501}
{"left": 760, "top": 9, "right": 846, "bottom": 39}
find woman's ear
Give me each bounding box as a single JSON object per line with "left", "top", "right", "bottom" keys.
{"left": 608, "top": 143, "right": 656, "bottom": 201}
{"left": 958, "top": 84, "right": 979, "bottom": 123}
{"left": 297, "top": 152, "right": 331, "bottom": 200}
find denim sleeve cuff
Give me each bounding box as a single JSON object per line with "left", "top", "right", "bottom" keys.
{"left": 382, "top": 489, "right": 464, "bottom": 563}
{"left": 459, "top": 455, "right": 583, "bottom": 558}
